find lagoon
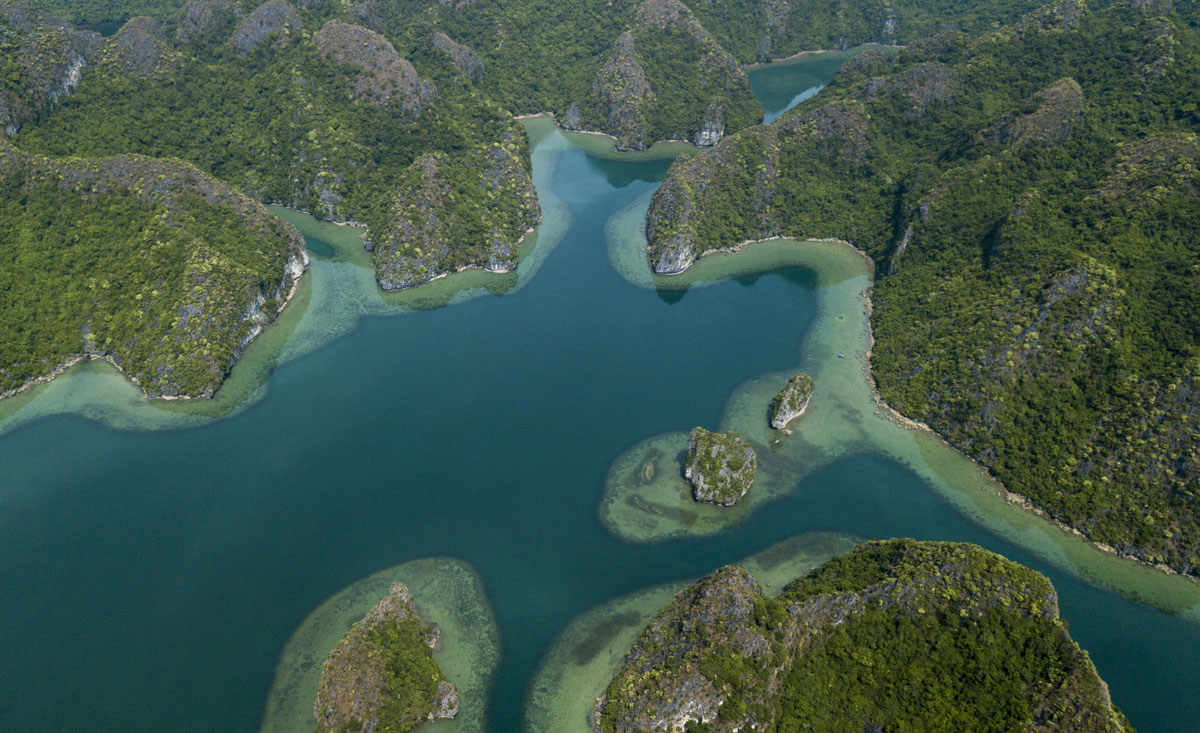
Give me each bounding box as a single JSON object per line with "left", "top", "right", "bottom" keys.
{"left": 1, "top": 52, "right": 1199, "bottom": 733}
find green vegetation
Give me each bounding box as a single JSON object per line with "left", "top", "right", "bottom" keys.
{"left": 691, "top": 0, "right": 1050, "bottom": 63}
{"left": 769, "top": 371, "right": 813, "bottom": 429}
{"left": 684, "top": 427, "right": 757, "bottom": 506}
{"left": 645, "top": 0, "right": 1200, "bottom": 576}
{"left": 0, "top": 137, "right": 304, "bottom": 397}
{"left": 24, "top": 0, "right": 183, "bottom": 26}
{"left": 15, "top": 2, "right": 534, "bottom": 261}
{"left": 315, "top": 582, "right": 457, "bottom": 733}
{"left": 377, "top": 0, "right": 762, "bottom": 150}
{"left": 598, "top": 539, "right": 1131, "bottom": 732}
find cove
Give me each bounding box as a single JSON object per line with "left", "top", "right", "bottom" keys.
{"left": 0, "top": 51, "right": 1198, "bottom": 733}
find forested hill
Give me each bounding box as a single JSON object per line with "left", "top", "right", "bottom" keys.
{"left": 599, "top": 540, "right": 1131, "bottom": 732}
{"left": 12, "top": 0, "right": 542, "bottom": 290}
{"left": 0, "top": 3, "right": 310, "bottom": 399}
{"left": 23, "top": 0, "right": 1065, "bottom": 151}
{"left": 644, "top": 0, "right": 1200, "bottom": 576}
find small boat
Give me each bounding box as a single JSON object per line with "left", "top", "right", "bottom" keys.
{"left": 837, "top": 353, "right": 846, "bottom": 358}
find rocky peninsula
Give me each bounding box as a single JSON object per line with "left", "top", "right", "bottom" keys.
{"left": 596, "top": 539, "right": 1132, "bottom": 732}
{"left": 684, "top": 427, "right": 757, "bottom": 506}
{"left": 314, "top": 582, "right": 458, "bottom": 733}
{"left": 769, "top": 372, "right": 814, "bottom": 430}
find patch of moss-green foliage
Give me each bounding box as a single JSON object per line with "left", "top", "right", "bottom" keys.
{"left": 685, "top": 427, "right": 757, "bottom": 506}
{"left": 363, "top": 618, "right": 447, "bottom": 732}
{"left": 598, "top": 540, "right": 1132, "bottom": 732}
{"left": 0, "top": 138, "right": 304, "bottom": 398}
{"left": 315, "top": 582, "right": 456, "bottom": 733}
{"left": 644, "top": 0, "right": 1200, "bottom": 576}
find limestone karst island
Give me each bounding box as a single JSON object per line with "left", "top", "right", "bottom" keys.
{"left": 1, "top": 0, "right": 1197, "bottom": 731}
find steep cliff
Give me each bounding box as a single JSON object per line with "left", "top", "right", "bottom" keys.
{"left": 0, "top": 2, "right": 98, "bottom": 134}
{"left": 598, "top": 540, "right": 1131, "bottom": 732}
{"left": 769, "top": 372, "right": 813, "bottom": 430}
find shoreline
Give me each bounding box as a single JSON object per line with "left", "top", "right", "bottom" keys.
{"left": 517, "top": 112, "right": 700, "bottom": 152}
{"left": 0, "top": 251, "right": 310, "bottom": 405}
{"left": 741, "top": 42, "right": 905, "bottom": 69}
{"left": 380, "top": 221, "right": 541, "bottom": 291}
{"left": 678, "top": 236, "right": 1196, "bottom": 585}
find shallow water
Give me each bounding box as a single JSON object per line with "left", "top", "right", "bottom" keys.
{"left": 1, "top": 53, "right": 1199, "bottom": 733}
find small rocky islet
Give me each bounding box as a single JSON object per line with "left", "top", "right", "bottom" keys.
{"left": 684, "top": 427, "right": 757, "bottom": 507}
{"left": 595, "top": 539, "right": 1133, "bottom": 732}
{"left": 314, "top": 582, "right": 457, "bottom": 733}
{"left": 769, "top": 371, "right": 814, "bottom": 431}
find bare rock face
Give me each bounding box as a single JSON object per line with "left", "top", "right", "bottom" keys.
{"left": 770, "top": 372, "right": 814, "bottom": 430}
{"left": 175, "top": 0, "right": 241, "bottom": 46}
{"left": 99, "top": 17, "right": 182, "bottom": 78}
{"left": 593, "top": 31, "right": 652, "bottom": 151}
{"left": 314, "top": 20, "right": 436, "bottom": 116}
{"left": 344, "top": 0, "right": 383, "bottom": 31}
{"left": 314, "top": 582, "right": 458, "bottom": 733}
{"left": 0, "top": 5, "right": 99, "bottom": 134}
{"left": 984, "top": 78, "right": 1084, "bottom": 148}
{"left": 856, "top": 61, "right": 958, "bottom": 118}
{"left": 684, "top": 427, "right": 757, "bottom": 506}
{"left": 430, "top": 31, "right": 483, "bottom": 81}
{"left": 229, "top": 0, "right": 301, "bottom": 55}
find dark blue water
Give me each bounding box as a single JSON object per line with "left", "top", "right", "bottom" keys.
{"left": 3, "top": 61, "right": 1199, "bottom": 733}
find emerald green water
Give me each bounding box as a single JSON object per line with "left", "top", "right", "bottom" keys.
{"left": 2, "top": 53, "right": 1200, "bottom": 733}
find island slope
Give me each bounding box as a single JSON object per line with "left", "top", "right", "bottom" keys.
{"left": 642, "top": 0, "right": 1200, "bottom": 576}
{"left": 598, "top": 539, "right": 1131, "bottom": 732}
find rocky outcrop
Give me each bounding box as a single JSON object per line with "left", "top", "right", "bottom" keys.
{"left": 175, "top": 0, "right": 240, "bottom": 45}
{"left": 229, "top": 0, "right": 301, "bottom": 55}
{"left": 855, "top": 61, "right": 958, "bottom": 118}
{"left": 430, "top": 31, "right": 483, "bottom": 81}
{"left": 769, "top": 372, "right": 814, "bottom": 430}
{"left": 585, "top": 0, "right": 759, "bottom": 150}
{"left": 0, "top": 5, "right": 99, "bottom": 134}
{"left": 314, "top": 582, "right": 458, "bottom": 733}
{"left": 314, "top": 20, "right": 436, "bottom": 116}
{"left": 344, "top": 0, "right": 383, "bottom": 31}
{"left": 372, "top": 134, "right": 539, "bottom": 290}
{"left": 97, "top": 17, "right": 182, "bottom": 79}
{"left": 593, "top": 31, "right": 652, "bottom": 151}
{"left": 597, "top": 541, "right": 1130, "bottom": 733}
{"left": 684, "top": 427, "right": 757, "bottom": 506}
{"left": 983, "top": 78, "right": 1084, "bottom": 148}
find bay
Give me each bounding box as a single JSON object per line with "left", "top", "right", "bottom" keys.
{"left": 0, "top": 51, "right": 1197, "bottom": 733}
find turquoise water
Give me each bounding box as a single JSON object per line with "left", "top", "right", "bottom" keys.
{"left": 2, "top": 53, "right": 1199, "bottom": 733}
{"left": 746, "top": 46, "right": 898, "bottom": 123}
